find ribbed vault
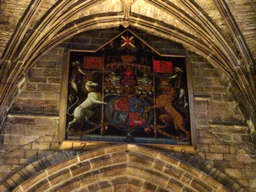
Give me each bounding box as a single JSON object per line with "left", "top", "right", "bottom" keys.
{"left": 0, "top": 0, "right": 255, "bottom": 138}
{"left": 11, "top": 144, "right": 235, "bottom": 192}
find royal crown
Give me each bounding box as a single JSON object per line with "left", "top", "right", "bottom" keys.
{"left": 121, "top": 55, "right": 136, "bottom": 62}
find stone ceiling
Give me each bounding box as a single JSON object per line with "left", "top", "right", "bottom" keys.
{"left": 0, "top": 0, "right": 255, "bottom": 128}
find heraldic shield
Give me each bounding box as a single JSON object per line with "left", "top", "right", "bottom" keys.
{"left": 63, "top": 29, "right": 192, "bottom": 146}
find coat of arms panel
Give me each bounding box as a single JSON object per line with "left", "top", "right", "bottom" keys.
{"left": 63, "top": 30, "right": 192, "bottom": 145}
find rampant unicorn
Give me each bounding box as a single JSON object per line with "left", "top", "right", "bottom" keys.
{"left": 66, "top": 80, "right": 107, "bottom": 131}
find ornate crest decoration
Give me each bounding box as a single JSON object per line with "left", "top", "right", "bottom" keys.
{"left": 63, "top": 29, "right": 192, "bottom": 147}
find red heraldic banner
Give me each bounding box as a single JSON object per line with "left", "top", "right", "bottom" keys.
{"left": 153, "top": 60, "right": 173, "bottom": 73}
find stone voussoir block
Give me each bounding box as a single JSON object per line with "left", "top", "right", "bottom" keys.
{"left": 166, "top": 178, "right": 184, "bottom": 191}
{"left": 50, "top": 177, "right": 81, "bottom": 192}
{"left": 19, "top": 170, "right": 47, "bottom": 191}
{"left": 113, "top": 183, "right": 129, "bottom": 191}
{"left": 143, "top": 168, "right": 170, "bottom": 186}
{"left": 90, "top": 154, "right": 112, "bottom": 169}
{"left": 142, "top": 181, "right": 157, "bottom": 191}
{"left": 128, "top": 177, "right": 143, "bottom": 187}
{"left": 225, "top": 168, "right": 243, "bottom": 179}
{"left": 111, "top": 176, "right": 128, "bottom": 185}
{"left": 180, "top": 172, "right": 194, "bottom": 185}
{"left": 70, "top": 160, "right": 91, "bottom": 176}
{"left": 100, "top": 163, "right": 127, "bottom": 178}
{"left": 46, "top": 156, "right": 79, "bottom": 175}
{"left": 48, "top": 168, "right": 72, "bottom": 186}
{"left": 157, "top": 153, "right": 180, "bottom": 166}
{"left": 79, "top": 147, "right": 107, "bottom": 162}
{"left": 179, "top": 162, "right": 203, "bottom": 177}
{"left": 87, "top": 183, "right": 100, "bottom": 191}
{"left": 78, "top": 170, "right": 101, "bottom": 184}
{"left": 128, "top": 144, "right": 160, "bottom": 157}
{"left": 0, "top": 184, "right": 9, "bottom": 192}
{"left": 20, "top": 158, "right": 33, "bottom": 165}
{"left": 111, "top": 151, "right": 128, "bottom": 164}
{"left": 127, "top": 164, "right": 144, "bottom": 178}
{"left": 128, "top": 152, "right": 155, "bottom": 167}
{"left": 163, "top": 163, "right": 185, "bottom": 179}
{"left": 190, "top": 177, "right": 214, "bottom": 192}
{"left": 127, "top": 185, "right": 142, "bottom": 192}
{"left": 104, "top": 144, "right": 127, "bottom": 154}
{"left": 152, "top": 158, "right": 166, "bottom": 172}
{"left": 98, "top": 180, "right": 112, "bottom": 190}
{"left": 8, "top": 173, "right": 25, "bottom": 188}
{"left": 198, "top": 172, "right": 223, "bottom": 189}
{"left": 26, "top": 178, "right": 50, "bottom": 192}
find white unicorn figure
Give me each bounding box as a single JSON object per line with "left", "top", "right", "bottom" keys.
{"left": 67, "top": 80, "right": 107, "bottom": 131}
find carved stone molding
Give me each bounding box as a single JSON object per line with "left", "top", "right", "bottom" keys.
{"left": 121, "top": 0, "right": 136, "bottom": 28}
{"left": 0, "top": 0, "right": 255, "bottom": 144}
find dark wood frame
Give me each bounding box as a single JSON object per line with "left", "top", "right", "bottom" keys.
{"left": 58, "top": 29, "right": 196, "bottom": 153}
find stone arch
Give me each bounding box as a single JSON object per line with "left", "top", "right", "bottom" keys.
{"left": 1, "top": 0, "right": 255, "bottom": 125}
{"left": 0, "top": 13, "right": 248, "bottom": 115}
{"left": 9, "top": 144, "right": 242, "bottom": 192}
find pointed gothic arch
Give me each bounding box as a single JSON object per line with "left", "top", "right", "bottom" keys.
{"left": 6, "top": 144, "right": 242, "bottom": 192}
{"left": 0, "top": 1, "right": 255, "bottom": 191}
{"left": 0, "top": 0, "right": 255, "bottom": 129}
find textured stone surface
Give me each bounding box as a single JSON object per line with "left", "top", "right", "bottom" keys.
{"left": 6, "top": 144, "right": 232, "bottom": 191}
{"left": 0, "top": 27, "right": 255, "bottom": 192}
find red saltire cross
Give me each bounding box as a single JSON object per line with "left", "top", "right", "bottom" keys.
{"left": 121, "top": 34, "right": 135, "bottom": 48}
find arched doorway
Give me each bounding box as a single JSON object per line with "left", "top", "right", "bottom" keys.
{"left": 11, "top": 144, "right": 233, "bottom": 192}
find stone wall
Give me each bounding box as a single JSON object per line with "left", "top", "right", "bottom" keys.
{"left": 188, "top": 53, "right": 256, "bottom": 189}
{"left": 0, "top": 46, "right": 63, "bottom": 183}
{"left": 0, "top": 0, "right": 31, "bottom": 56}
{"left": 0, "top": 29, "right": 255, "bottom": 191}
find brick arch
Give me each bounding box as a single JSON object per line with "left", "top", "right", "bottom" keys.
{"left": 12, "top": 144, "right": 233, "bottom": 192}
